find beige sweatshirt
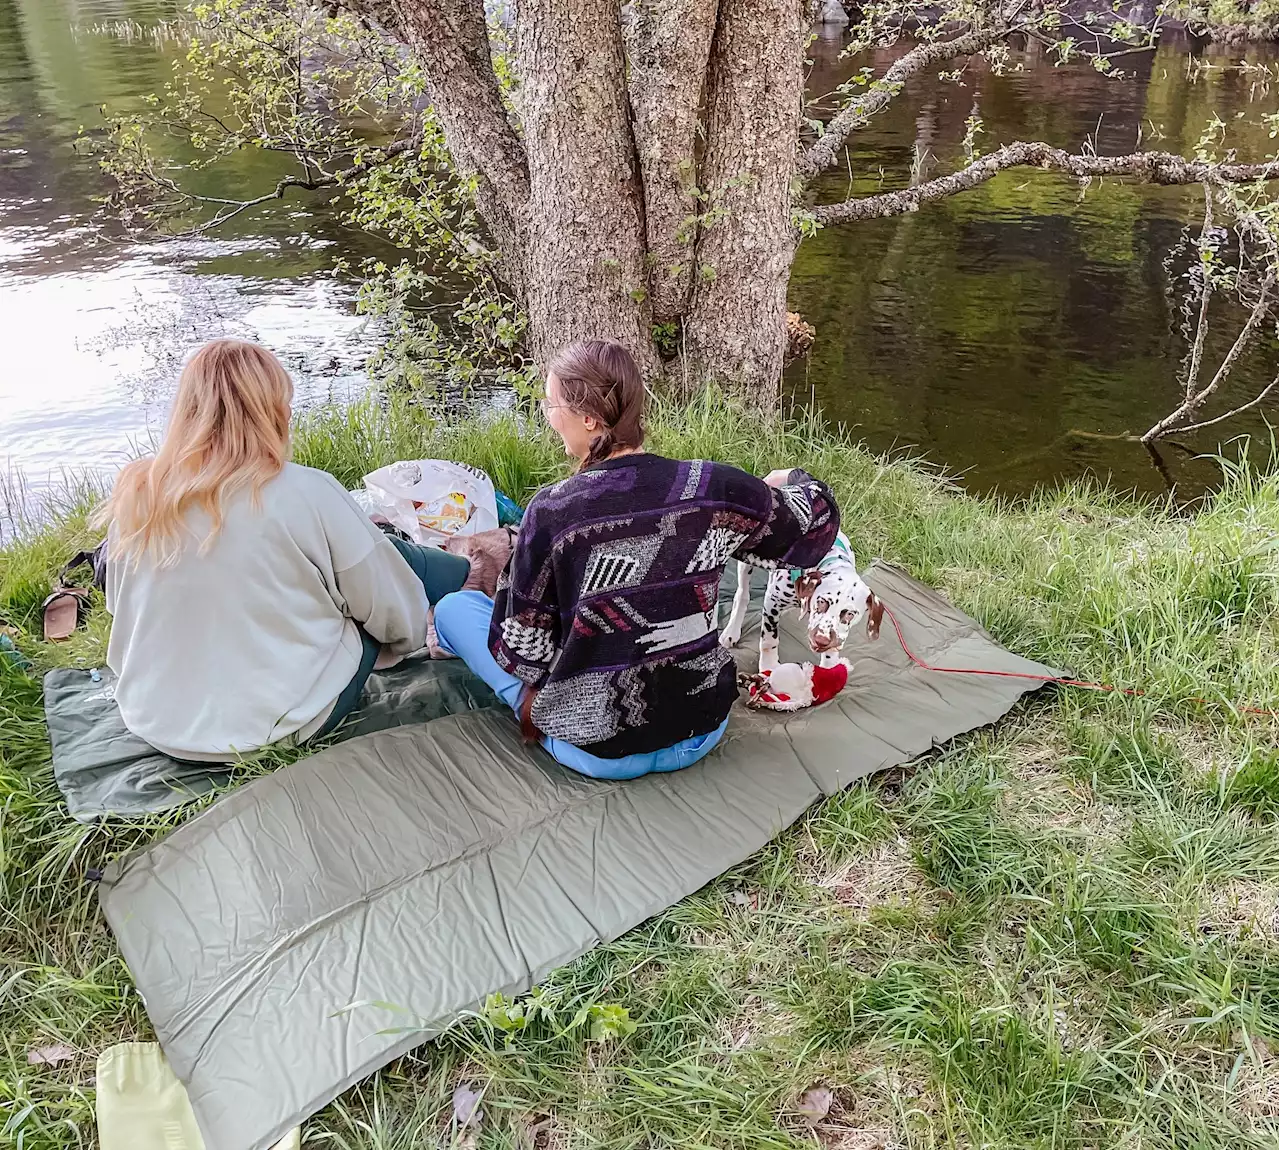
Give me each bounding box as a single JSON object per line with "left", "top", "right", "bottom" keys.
{"left": 106, "top": 463, "right": 429, "bottom": 761}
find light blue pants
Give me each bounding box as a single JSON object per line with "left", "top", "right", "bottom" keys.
{"left": 432, "top": 590, "right": 727, "bottom": 780}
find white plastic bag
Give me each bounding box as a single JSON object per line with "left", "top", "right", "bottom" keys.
{"left": 361, "top": 459, "right": 499, "bottom": 547}
{"left": 346, "top": 488, "right": 385, "bottom": 518}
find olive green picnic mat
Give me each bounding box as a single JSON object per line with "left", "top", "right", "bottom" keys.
{"left": 45, "top": 654, "right": 502, "bottom": 821}
{"left": 98, "top": 562, "right": 1056, "bottom": 1150}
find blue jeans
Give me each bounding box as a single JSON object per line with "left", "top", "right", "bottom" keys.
{"left": 316, "top": 536, "right": 471, "bottom": 739}
{"left": 432, "top": 589, "right": 728, "bottom": 780}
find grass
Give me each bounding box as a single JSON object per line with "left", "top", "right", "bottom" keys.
{"left": 0, "top": 391, "right": 1276, "bottom": 1149}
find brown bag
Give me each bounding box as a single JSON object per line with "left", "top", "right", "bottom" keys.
{"left": 518, "top": 685, "right": 542, "bottom": 743}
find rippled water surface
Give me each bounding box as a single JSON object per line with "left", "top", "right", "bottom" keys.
{"left": 792, "top": 30, "right": 1277, "bottom": 495}
{"left": 1, "top": 0, "right": 1275, "bottom": 511}
{"left": 0, "top": 0, "right": 381, "bottom": 509}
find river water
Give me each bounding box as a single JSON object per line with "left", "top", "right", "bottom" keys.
{"left": 0, "top": 0, "right": 1275, "bottom": 519}
{"left": 0, "top": 0, "right": 379, "bottom": 524}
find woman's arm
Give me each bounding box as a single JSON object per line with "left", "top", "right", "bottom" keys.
{"left": 488, "top": 503, "right": 561, "bottom": 689}
{"left": 727, "top": 466, "right": 841, "bottom": 570}
{"left": 332, "top": 536, "right": 430, "bottom": 655}
{"left": 314, "top": 474, "right": 430, "bottom": 655}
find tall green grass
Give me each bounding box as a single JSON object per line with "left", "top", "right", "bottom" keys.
{"left": 1, "top": 392, "right": 1275, "bottom": 1149}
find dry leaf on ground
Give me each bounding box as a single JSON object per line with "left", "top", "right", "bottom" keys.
{"left": 26, "top": 1044, "right": 77, "bottom": 1066}
{"left": 452, "top": 1083, "right": 484, "bottom": 1129}
{"left": 795, "top": 1084, "right": 834, "bottom": 1126}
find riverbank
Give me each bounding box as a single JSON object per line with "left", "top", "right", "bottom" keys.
{"left": 1172, "top": 0, "right": 1280, "bottom": 40}
{"left": 5, "top": 0, "right": 1276, "bottom": 500}
{"left": 1, "top": 394, "right": 1276, "bottom": 1148}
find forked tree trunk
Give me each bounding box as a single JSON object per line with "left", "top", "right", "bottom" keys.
{"left": 359, "top": 0, "right": 806, "bottom": 403}
{"left": 683, "top": 0, "right": 804, "bottom": 401}
{"left": 625, "top": 0, "right": 721, "bottom": 322}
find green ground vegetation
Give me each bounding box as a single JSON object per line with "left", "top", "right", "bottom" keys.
{"left": 1, "top": 394, "right": 1276, "bottom": 1149}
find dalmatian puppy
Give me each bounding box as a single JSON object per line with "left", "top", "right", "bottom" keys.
{"left": 719, "top": 531, "right": 883, "bottom": 673}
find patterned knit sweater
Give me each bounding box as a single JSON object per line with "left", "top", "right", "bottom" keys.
{"left": 488, "top": 454, "right": 840, "bottom": 758}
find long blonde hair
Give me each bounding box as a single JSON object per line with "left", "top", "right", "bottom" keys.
{"left": 100, "top": 339, "right": 294, "bottom": 565}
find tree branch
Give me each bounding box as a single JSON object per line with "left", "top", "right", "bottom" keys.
{"left": 1160, "top": 377, "right": 1277, "bottom": 436}
{"left": 146, "top": 137, "right": 421, "bottom": 236}
{"left": 1182, "top": 183, "right": 1215, "bottom": 403}
{"left": 1141, "top": 277, "right": 1278, "bottom": 443}
{"left": 798, "top": 26, "right": 1009, "bottom": 184}
{"left": 811, "top": 143, "right": 1279, "bottom": 225}
{"left": 339, "top": 0, "right": 530, "bottom": 269}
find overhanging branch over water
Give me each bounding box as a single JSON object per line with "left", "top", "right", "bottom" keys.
{"left": 813, "top": 143, "right": 1279, "bottom": 225}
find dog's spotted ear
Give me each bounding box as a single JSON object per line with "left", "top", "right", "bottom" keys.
{"left": 794, "top": 570, "right": 823, "bottom": 614}
{"left": 866, "top": 592, "right": 884, "bottom": 640}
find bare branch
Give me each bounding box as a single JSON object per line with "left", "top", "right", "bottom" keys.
{"left": 1142, "top": 277, "right": 1277, "bottom": 443}
{"left": 812, "top": 142, "right": 1279, "bottom": 226}
{"left": 149, "top": 136, "right": 421, "bottom": 236}
{"left": 798, "top": 26, "right": 1009, "bottom": 184}
{"left": 1182, "top": 184, "right": 1215, "bottom": 403}
{"left": 1162, "top": 377, "right": 1278, "bottom": 436}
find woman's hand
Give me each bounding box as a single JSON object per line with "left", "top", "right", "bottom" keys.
{"left": 762, "top": 468, "right": 794, "bottom": 488}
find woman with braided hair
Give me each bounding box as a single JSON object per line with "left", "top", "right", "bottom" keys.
{"left": 432, "top": 339, "right": 842, "bottom": 779}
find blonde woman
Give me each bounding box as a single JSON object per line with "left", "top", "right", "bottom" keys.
{"left": 101, "top": 339, "right": 467, "bottom": 761}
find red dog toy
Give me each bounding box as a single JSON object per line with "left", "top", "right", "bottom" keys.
{"left": 741, "top": 659, "right": 850, "bottom": 711}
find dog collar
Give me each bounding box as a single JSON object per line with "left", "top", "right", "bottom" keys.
{"left": 791, "top": 532, "right": 852, "bottom": 584}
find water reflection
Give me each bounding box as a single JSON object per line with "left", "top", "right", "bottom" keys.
{"left": 0, "top": 0, "right": 1275, "bottom": 510}
{"left": 0, "top": 0, "right": 383, "bottom": 512}
{"left": 788, "top": 33, "right": 1277, "bottom": 497}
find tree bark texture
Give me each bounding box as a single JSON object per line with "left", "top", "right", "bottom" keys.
{"left": 351, "top": 0, "right": 852, "bottom": 394}
{"left": 516, "top": 0, "right": 658, "bottom": 373}
{"left": 683, "top": 0, "right": 805, "bottom": 402}
{"left": 375, "top": 0, "right": 530, "bottom": 279}
{"left": 624, "top": 0, "right": 720, "bottom": 320}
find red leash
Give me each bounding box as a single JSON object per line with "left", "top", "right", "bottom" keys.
{"left": 880, "top": 603, "right": 1275, "bottom": 718}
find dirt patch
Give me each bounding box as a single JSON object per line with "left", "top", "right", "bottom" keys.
{"left": 1234, "top": 1036, "right": 1280, "bottom": 1119}
{"left": 1133, "top": 1020, "right": 1279, "bottom": 1127}
{"left": 809, "top": 1073, "right": 918, "bottom": 1150}
{"left": 1202, "top": 879, "right": 1279, "bottom": 943}
{"left": 717, "top": 998, "right": 803, "bottom": 1052}
{"left": 517, "top": 1113, "right": 569, "bottom": 1150}
{"left": 1004, "top": 741, "right": 1130, "bottom": 845}
{"left": 816, "top": 1126, "right": 897, "bottom": 1150}
{"left": 782, "top": 1079, "right": 902, "bottom": 1150}
{"left": 778, "top": 1052, "right": 933, "bottom": 1149}
{"left": 814, "top": 837, "right": 932, "bottom": 915}
{"left": 1153, "top": 720, "right": 1224, "bottom": 778}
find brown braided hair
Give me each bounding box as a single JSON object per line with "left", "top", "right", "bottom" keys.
{"left": 547, "top": 340, "right": 646, "bottom": 469}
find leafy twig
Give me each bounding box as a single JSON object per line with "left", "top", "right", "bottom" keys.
{"left": 1142, "top": 277, "right": 1278, "bottom": 443}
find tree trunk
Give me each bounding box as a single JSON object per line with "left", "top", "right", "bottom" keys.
{"left": 382, "top": 0, "right": 530, "bottom": 287}
{"left": 515, "top": 0, "right": 660, "bottom": 374}
{"left": 624, "top": 0, "right": 720, "bottom": 321}
{"left": 682, "top": 0, "right": 804, "bottom": 403}
{"left": 358, "top": 0, "right": 803, "bottom": 394}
